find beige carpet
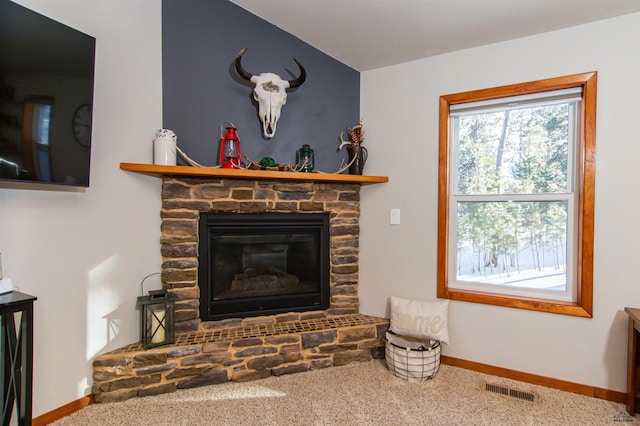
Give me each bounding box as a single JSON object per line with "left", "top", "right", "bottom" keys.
{"left": 52, "top": 360, "right": 637, "bottom": 425}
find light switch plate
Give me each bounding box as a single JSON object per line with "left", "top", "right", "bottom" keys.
{"left": 390, "top": 209, "right": 401, "bottom": 225}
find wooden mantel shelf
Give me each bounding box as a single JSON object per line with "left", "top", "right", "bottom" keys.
{"left": 120, "top": 163, "right": 389, "bottom": 185}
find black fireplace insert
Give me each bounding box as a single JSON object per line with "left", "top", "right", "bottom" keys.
{"left": 198, "top": 212, "right": 330, "bottom": 321}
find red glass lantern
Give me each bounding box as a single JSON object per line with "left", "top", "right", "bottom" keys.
{"left": 219, "top": 126, "right": 241, "bottom": 168}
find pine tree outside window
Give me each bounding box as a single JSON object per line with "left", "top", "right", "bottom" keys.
{"left": 437, "top": 72, "right": 597, "bottom": 317}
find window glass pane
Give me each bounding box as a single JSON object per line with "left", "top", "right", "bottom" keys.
{"left": 31, "top": 103, "right": 51, "bottom": 145}
{"left": 455, "top": 200, "right": 567, "bottom": 291}
{"left": 456, "top": 103, "right": 570, "bottom": 195}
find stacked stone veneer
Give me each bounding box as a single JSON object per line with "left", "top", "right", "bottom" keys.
{"left": 93, "top": 312, "right": 389, "bottom": 403}
{"left": 160, "top": 177, "right": 363, "bottom": 332}
{"left": 92, "top": 176, "right": 389, "bottom": 403}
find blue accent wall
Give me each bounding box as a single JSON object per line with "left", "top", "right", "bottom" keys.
{"left": 162, "top": 0, "right": 360, "bottom": 171}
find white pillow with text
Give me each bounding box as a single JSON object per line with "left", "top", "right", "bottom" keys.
{"left": 389, "top": 296, "right": 450, "bottom": 344}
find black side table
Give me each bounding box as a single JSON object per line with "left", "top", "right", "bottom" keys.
{"left": 0, "top": 291, "right": 36, "bottom": 426}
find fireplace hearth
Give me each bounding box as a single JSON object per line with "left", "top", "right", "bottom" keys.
{"left": 198, "top": 212, "right": 330, "bottom": 320}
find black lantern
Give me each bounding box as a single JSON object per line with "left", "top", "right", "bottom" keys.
{"left": 137, "top": 289, "right": 177, "bottom": 349}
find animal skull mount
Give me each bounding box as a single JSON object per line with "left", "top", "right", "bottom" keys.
{"left": 234, "top": 47, "right": 306, "bottom": 139}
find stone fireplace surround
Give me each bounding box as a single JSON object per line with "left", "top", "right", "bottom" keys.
{"left": 162, "top": 177, "right": 363, "bottom": 330}
{"left": 92, "top": 175, "right": 389, "bottom": 403}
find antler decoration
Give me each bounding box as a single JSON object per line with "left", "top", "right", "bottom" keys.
{"left": 338, "top": 119, "right": 365, "bottom": 152}
{"left": 243, "top": 119, "right": 368, "bottom": 175}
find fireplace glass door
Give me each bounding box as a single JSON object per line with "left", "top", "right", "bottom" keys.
{"left": 199, "top": 212, "right": 330, "bottom": 321}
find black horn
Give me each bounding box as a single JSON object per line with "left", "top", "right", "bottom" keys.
{"left": 234, "top": 47, "right": 253, "bottom": 81}
{"left": 288, "top": 58, "right": 306, "bottom": 89}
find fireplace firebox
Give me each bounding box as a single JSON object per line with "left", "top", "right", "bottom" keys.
{"left": 198, "top": 212, "right": 330, "bottom": 321}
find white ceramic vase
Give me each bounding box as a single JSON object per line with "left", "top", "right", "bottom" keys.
{"left": 153, "top": 129, "right": 177, "bottom": 166}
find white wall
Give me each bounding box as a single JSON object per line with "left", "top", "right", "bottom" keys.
{"left": 0, "top": 0, "right": 163, "bottom": 417}
{"left": 1, "top": 1, "right": 636, "bottom": 417}
{"left": 360, "top": 12, "right": 640, "bottom": 393}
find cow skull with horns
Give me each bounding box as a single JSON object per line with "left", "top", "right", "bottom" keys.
{"left": 234, "top": 47, "right": 306, "bottom": 139}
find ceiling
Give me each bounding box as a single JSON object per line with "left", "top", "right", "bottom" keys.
{"left": 230, "top": 0, "right": 640, "bottom": 71}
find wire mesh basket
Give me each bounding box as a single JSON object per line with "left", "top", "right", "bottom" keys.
{"left": 385, "top": 331, "right": 441, "bottom": 382}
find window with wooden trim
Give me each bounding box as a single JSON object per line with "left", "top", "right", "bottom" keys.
{"left": 437, "top": 72, "right": 596, "bottom": 317}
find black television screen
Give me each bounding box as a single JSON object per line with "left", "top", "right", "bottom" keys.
{"left": 0, "top": 0, "right": 95, "bottom": 189}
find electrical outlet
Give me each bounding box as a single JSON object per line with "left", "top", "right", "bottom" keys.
{"left": 390, "top": 209, "right": 401, "bottom": 225}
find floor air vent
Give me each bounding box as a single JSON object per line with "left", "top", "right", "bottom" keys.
{"left": 485, "top": 383, "right": 509, "bottom": 396}
{"left": 509, "top": 388, "right": 535, "bottom": 402}
{"left": 485, "top": 383, "right": 535, "bottom": 402}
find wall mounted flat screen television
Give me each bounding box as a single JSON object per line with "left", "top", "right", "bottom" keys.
{"left": 0, "top": 0, "right": 95, "bottom": 189}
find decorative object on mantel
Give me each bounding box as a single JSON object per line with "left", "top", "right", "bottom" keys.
{"left": 243, "top": 153, "right": 355, "bottom": 175}
{"left": 234, "top": 47, "right": 306, "bottom": 139}
{"left": 137, "top": 273, "right": 176, "bottom": 349}
{"left": 219, "top": 125, "right": 242, "bottom": 169}
{"left": 295, "top": 144, "right": 315, "bottom": 172}
{"left": 245, "top": 156, "right": 291, "bottom": 171}
{"left": 147, "top": 120, "right": 363, "bottom": 176}
{"left": 170, "top": 122, "right": 243, "bottom": 169}
{"left": 153, "top": 129, "right": 177, "bottom": 166}
{"left": 339, "top": 120, "right": 368, "bottom": 175}
{"left": 176, "top": 146, "right": 220, "bottom": 168}
{"left": 259, "top": 156, "right": 276, "bottom": 168}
